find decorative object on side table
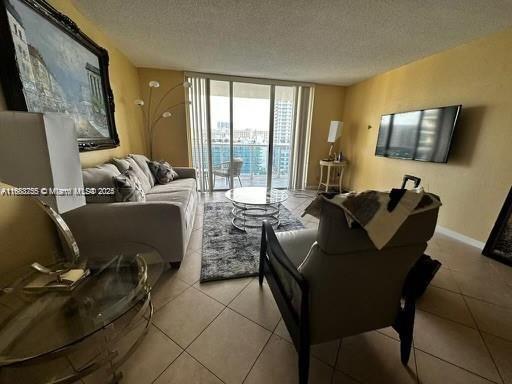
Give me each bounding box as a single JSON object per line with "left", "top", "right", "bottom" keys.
{"left": 325, "top": 120, "right": 343, "bottom": 160}
{"left": 0, "top": 0, "right": 119, "bottom": 151}
{"left": 483, "top": 186, "right": 512, "bottom": 266}
{"left": 134, "top": 79, "right": 191, "bottom": 158}
{"left": 0, "top": 111, "right": 88, "bottom": 291}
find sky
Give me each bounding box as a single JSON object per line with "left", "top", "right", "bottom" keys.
{"left": 210, "top": 96, "right": 270, "bottom": 132}
{"left": 209, "top": 81, "right": 295, "bottom": 133}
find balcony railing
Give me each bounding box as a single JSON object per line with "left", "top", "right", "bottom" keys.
{"left": 194, "top": 142, "right": 291, "bottom": 190}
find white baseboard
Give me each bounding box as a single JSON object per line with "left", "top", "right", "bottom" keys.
{"left": 435, "top": 225, "right": 485, "bottom": 250}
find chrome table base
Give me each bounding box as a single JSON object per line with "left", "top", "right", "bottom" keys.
{"left": 231, "top": 201, "right": 281, "bottom": 231}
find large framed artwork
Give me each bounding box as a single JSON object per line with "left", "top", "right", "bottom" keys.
{"left": 483, "top": 186, "right": 512, "bottom": 266}
{"left": 0, "top": 0, "right": 119, "bottom": 151}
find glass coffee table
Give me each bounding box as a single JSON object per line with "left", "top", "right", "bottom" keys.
{"left": 0, "top": 248, "right": 164, "bottom": 383}
{"left": 225, "top": 187, "right": 288, "bottom": 231}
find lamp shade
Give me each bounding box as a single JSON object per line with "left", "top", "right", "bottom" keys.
{"left": 327, "top": 120, "right": 343, "bottom": 143}
{"left": 0, "top": 112, "right": 85, "bottom": 213}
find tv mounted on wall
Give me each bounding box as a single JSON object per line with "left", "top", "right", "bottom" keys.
{"left": 375, "top": 105, "right": 461, "bottom": 163}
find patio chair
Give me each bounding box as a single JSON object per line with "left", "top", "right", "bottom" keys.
{"left": 212, "top": 157, "right": 243, "bottom": 187}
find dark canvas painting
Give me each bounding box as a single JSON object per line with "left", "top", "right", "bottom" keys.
{"left": 0, "top": 0, "right": 118, "bottom": 150}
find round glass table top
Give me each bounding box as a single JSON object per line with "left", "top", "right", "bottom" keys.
{"left": 0, "top": 250, "right": 164, "bottom": 365}
{"left": 225, "top": 187, "right": 288, "bottom": 205}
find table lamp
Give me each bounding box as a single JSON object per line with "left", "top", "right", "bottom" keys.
{"left": 0, "top": 111, "right": 88, "bottom": 290}
{"left": 327, "top": 121, "right": 343, "bottom": 160}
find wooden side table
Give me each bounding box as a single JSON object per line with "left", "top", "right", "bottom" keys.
{"left": 318, "top": 160, "right": 348, "bottom": 192}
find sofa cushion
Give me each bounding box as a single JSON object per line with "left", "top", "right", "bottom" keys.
{"left": 82, "top": 163, "right": 120, "bottom": 203}
{"left": 129, "top": 154, "right": 156, "bottom": 187}
{"left": 146, "top": 178, "right": 197, "bottom": 195}
{"left": 148, "top": 161, "right": 179, "bottom": 184}
{"left": 113, "top": 168, "right": 146, "bottom": 202}
{"left": 110, "top": 158, "right": 131, "bottom": 173}
{"left": 125, "top": 157, "right": 152, "bottom": 192}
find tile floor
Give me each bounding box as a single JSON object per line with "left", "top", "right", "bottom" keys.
{"left": 93, "top": 191, "right": 512, "bottom": 384}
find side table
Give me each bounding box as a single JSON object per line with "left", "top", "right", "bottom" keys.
{"left": 318, "top": 160, "right": 348, "bottom": 193}
{"left": 0, "top": 249, "right": 164, "bottom": 383}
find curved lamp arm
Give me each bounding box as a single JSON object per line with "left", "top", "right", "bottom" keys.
{"left": 152, "top": 82, "right": 190, "bottom": 118}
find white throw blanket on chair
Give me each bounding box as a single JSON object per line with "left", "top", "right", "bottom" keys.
{"left": 304, "top": 187, "right": 441, "bottom": 249}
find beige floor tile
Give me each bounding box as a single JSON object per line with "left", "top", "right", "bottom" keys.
{"left": 152, "top": 270, "right": 190, "bottom": 310}
{"left": 154, "top": 352, "right": 222, "bottom": 384}
{"left": 430, "top": 266, "right": 460, "bottom": 293}
{"left": 416, "top": 350, "right": 496, "bottom": 384}
{"left": 336, "top": 331, "right": 417, "bottom": 384}
{"left": 376, "top": 326, "right": 399, "bottom": 341}
{"left": 153, "top": 287, "right": 224, "bottom": 348}
{"left": 175, "top": 250, "right": 202, "bottom": 285}
{"left": 229, "top": 279, "right": 281, "bottom": 331}
{"left": 188, "top": 229, "right": 203, "bottom": 252}
{"left": 483, "top": 333, "right": 512, "bottom": 384}
{"left": 274, "top": 318, "right": 292, "bottom": 342}
{"left": 273, "top": 318, "right": 341, "bottom": 367}
{"left": 187, "top": 308, "right": 271, "bottom": 384}
{"left": 489, "top": 260, "right": 512, "bottom": 285}
{"left": 452, "top": 270, "right": 512, "bottom": 308}
{"left": 304, "top": 220, "right": 319, "bottom": 229}
{"left": 417, "top": 286, "right": 475, "bottom": 327}
{"left": 433, "top": 245, "right": 492, "bottom": 270}
{"left": 118, "top": 324, "right": 182, "bottom": 384}
{"left": 193, "top": 214, "right": 203, "bottom": 230}
{"left": 83, "top": 323, "right": 182, "bottom": 384}
{"left": 245, "top": 334, "right": 333, "bottom": 384}
{"left": 332, "top": 371, "right": 361, "bottom": 384}
{"left": 466, "top": 297, "right": 512, "bottom": 341}
{"left": 311, "top": 339, "right": 341, "bottom": 367}
{"left": 425, "top": 240, "right": 439, "bottom": 254}
{"left": 194, "top": 277, "right": 252, "bottom": 305}
{"left": 413, "top": 310, "right": 500, "bottom": 382}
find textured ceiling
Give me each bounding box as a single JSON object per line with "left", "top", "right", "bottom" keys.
{"left": 73, "top": 0, "right": 512, "bottom": 85}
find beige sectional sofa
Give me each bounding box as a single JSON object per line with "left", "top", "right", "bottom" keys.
{"left": 63, "top": 154, "right": 198, "bottom": 267}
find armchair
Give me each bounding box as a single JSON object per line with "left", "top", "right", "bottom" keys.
{"left": 212, "top": 157, "right": 243, "bottom": 187}
{"left": 259, "top": 197, "right": 439, "bottom": 384}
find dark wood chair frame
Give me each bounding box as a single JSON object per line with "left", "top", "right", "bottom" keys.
{"left": 259, "top": 221, "right": 416, "bottom": 384}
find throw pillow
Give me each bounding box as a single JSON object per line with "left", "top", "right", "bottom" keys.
{"left": 111, "top": 157, "right": 152, "bottom": 192}
{"left": 110, "top": 158, "right": 131, "bottom": 173}
{"left": 148, "top": 160, "right": 179, "bottom": 184}
{"left": 129, "top": 154, "right": 156, "bottom": 187}
{"left": 112, "top": 167, "right": 146, "bottom": 202}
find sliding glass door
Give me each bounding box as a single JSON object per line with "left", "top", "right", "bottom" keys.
{"left": 232, "top": 82, "right": 271, "bottom": 189}
{"left": 187, "top": 73, "right": 313, "bottom": 192}
{"left": 272, "top": 86, "right": 296, "bottom": 188}
{"left": 209, "top": 80, "right": 232, "bottom": 190}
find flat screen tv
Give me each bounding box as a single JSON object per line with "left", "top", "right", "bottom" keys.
{"left": 375, "top": 105, "right": 461, "bottom": 163}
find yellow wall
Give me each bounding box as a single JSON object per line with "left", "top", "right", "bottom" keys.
{"left": 341, "top": 28, "right": 512, "bottom": 242}
{"left": 0, "top": 0, "right": 144, "bottom": 274}
{"left": 136, "top": 68, "right": 347, "bottom": 179}
{"left": 137, "top": 68, "right": 189, "bottom": 166}
{"left": 307, "top": 85, "right": 346, "bottom": 187}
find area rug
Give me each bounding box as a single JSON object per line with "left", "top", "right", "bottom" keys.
{"left": 200, "top": 202, "right": 304, "bottom": 282}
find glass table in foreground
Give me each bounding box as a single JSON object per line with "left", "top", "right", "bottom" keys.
{"left": 0, "top": 249, "right": 164, "bottom": 383}
{"left": 225, "top": 187, "right": 288, "bottom": 231}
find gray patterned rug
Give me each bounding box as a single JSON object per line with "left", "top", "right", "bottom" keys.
{"left": 200, "top": 202, "right": 304, "bottom": 282}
